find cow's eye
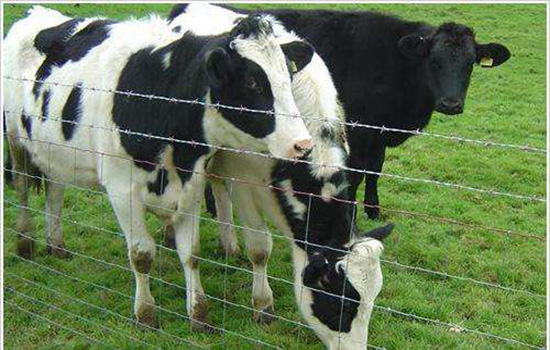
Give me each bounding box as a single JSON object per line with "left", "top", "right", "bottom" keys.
{"left": 246, "top": 77, "right": 262, "bottom": 92}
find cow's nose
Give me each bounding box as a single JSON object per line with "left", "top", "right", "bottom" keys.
{"left": 287, "top": 139, "right": 314, "bottom": 158}
{"left": 437, "top": 98, "right": 463, "bottom": 115}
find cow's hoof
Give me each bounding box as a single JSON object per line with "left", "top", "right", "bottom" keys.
{"left": 16, "top": 237, "right": 35, "bottom": 260}
{"left": 253, "top": 305, "right": 276, "bottom": 325}
{"left": 365, "top": 206, "right": 380, "bottom": 220}
{"left": 136, "top": 305, "right": 159, "bottom": 330}
{"left": 219, "top": 241, "right": 241, "bottom": 259}
{"left": 190, "top": 320, "right": 219, "bottom": 333}
{"left": 163, "top": 234, "right": 176, "bottom": 250}
{"left": 47, "top": 244, "right": 72, "bottom": 259}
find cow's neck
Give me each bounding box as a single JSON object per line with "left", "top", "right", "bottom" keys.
{"left": 153, "top": 41, "right": 214, "bottom": 184}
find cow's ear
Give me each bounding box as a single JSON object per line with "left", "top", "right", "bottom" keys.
{"left": 281, "top": 41, "right": 314, "bottom": 73}
{"left": 398, "top": 34, "right": 430, "bottom": 60}
{"left": 360, "top": 223, "right": 394, "bottom": 241}
{"left": 302, "top": 253, "right": 329, "bottom": 288}
{"left": 205, "top": 48, "right": 229, "bottom": 86}
{"left": 475, "top": 43, "right": 510, "bottom": 68}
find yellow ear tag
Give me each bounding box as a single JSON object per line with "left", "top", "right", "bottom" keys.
{"left": 480, "top": 57, "right": 493, "bottom": 67}
{"left": 289, "top": 60, "right": 298, "bottom": 73}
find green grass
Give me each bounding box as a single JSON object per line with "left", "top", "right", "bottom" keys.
{"left": 3, "top": 3, "right": 546, "bottom": 349}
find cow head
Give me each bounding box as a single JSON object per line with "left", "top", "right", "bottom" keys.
{"left": 296, "top": 224, "right": 393, "bottom": 349}
{"left": 205, "top": 14, "right": 314, "bottom": 159}
{"left": 398, "top": 22, "right": 510, "bottom": 115}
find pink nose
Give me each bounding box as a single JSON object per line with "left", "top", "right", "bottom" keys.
{"left": 287, "top": 139, "right": 314, "bottom": 158}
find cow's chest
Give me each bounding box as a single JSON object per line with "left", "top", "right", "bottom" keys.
{"left": 142, "top": 146, "right": 211, "bottom": 220}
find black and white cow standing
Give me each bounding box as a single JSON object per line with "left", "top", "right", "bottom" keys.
{"left": 4, "top": 6, "right": 314, "bottom": 330}
{"left": 170, "top": 3, "right": 512, "bottom": 220}
{"left": 169, "top": 4, "right": 394, "bottom": 349}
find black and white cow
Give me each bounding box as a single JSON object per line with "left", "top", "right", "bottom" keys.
{"left": 169, "top": 4, "right": 394, "bottom": 348}
{"left": 4, "top": 6, "right": 314, "bottom": 330}
{"left": 170, "top": 3, "right": 511, "bottom": 220}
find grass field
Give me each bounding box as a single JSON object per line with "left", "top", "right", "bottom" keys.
{"left": 2, "top": 2, "right": 546, "bottom": 349}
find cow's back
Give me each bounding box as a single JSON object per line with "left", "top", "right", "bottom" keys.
{"left": 3, "top": 6, "right": 73, "bottom": 136}
{"left": 4, "top": 11, "right": 180, "bottom": 187}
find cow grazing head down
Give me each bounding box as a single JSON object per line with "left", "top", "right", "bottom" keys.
{"left": 299, "top": 224, "right": 393, "bottom": 349}
{"left": 205, "top": 14, "right": 314, "bottom": 159}
{"left": 398, "top": 22, "right": 510, "bottom": 115}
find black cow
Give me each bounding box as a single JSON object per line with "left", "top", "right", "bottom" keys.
{"left": 170, "top": 4, "right": 511, "bottom": 220}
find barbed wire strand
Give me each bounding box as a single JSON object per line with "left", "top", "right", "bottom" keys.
{"left": 4, "top": 198, "right": 545, "bottom": 299}
{"left": 3, "top": 109, "right": 545, "bottom": 203}
{"left": 3, "top": 75, "right": 545, "bottom": 154}
{"left": 3, "top": 136, "right": 545, "bottom": 242}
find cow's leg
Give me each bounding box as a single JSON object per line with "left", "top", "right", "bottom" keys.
{"left": 162, "top": 220, "right": 176, "bottom": 249}
{"left": 233, "top": 191, "right": 274, "bottom": 324}
{"left": 45, "top": 181, "right": 68, "bottom": 258}
{"left": 7, "top": 137, "right": 35, "bottom": 259}
{"left": 107, "top": 185, "right": 157, "bottom": 328}
{"left": 211, "top": 179, "right": 240, "bottom": 257}
{"left": 204, "top": 183, "right": 217, "bottom": 217}
{"left": 172, "top": 186, "right": 212, "bottom": 332}
{"left": 364, "top": 144, "right": 386, "bottom": 220}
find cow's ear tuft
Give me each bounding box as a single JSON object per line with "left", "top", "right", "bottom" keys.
{"left": 361, "top": 223, "right": 394, "bottom": 241}
{"left": 398, "top": 34, "right": 430, "bottom": 60}
{"left": 281, "top": 41, "right": 314, "bottom": 73}
{"left": 205, "top": 48, "right": 229, "bottom": 87}
{"left": 302, "top": 253, "right": 329, "bottom": 288}
{"left": 475, "top": 43, "right": 510, "bottom": 68}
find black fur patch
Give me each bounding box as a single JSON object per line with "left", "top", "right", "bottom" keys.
{"left": 147, "top": 168, "right": 169, "bottom": 196}
{"left": 435, "top": 22, "right": 475, "bottom": 45}
{"left": 112, "top": 34, "right": 212, "bottom": 181}
{"left": 61, "top": 83, "right": 82, "bottom": 141}
{"left": 34, "top": 18, "right": 84, "bottom": 55}
{"left": 167, "top": 4, "right": 189, "bottom": 21}
{"left": 209, "top": 57, "right": 275, "bottom": 139}
{"left": 271, "top": 161, "right": 353, "bottom": 253}
{"left": 231, "top": 14, "right": 273, "bottom": 38}
{"left": 305, "top": 263, "right": 361, "bottom": 332}
{"left": 33, "top": 19, "right": 114, "bottom": 98}
{"left": 21, "top": 111, "right": 32, "bottom": 139}
{"left": 33, "top": 18, "right": 84, "bottom": 97}
{"left": 41, "top": 89, "right": 51, "bottom": 121}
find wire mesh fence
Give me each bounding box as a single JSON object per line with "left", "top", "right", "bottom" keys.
{"left": 3, "top": 72, "right": 546, "bottom": 350}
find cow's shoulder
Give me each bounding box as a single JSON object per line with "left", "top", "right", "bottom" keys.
{"left": 34, "top": 18, "right": 85, "bottom": 56}
{"left": 61, "top": 19, "right": 116, "bottom": 62}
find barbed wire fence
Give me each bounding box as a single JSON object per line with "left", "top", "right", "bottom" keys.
{"left": 3, "top": 75, "right": 546, "bottom": 349}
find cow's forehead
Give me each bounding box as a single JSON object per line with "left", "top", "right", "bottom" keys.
{"left": 231, "top": 35, "right": 291, "bottom": 91}
{"left": 433, "top": 30, "right": 476, "bottom": 55}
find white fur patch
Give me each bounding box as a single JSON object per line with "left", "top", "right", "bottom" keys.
{"left": 162, "top": 51, "right": 172, "bottom": 70}
{"left": 320, "top": 181, "right": 348, "bottom": 202}
{"left": 279, "top": 180, "right": 306, "bottom": 219}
